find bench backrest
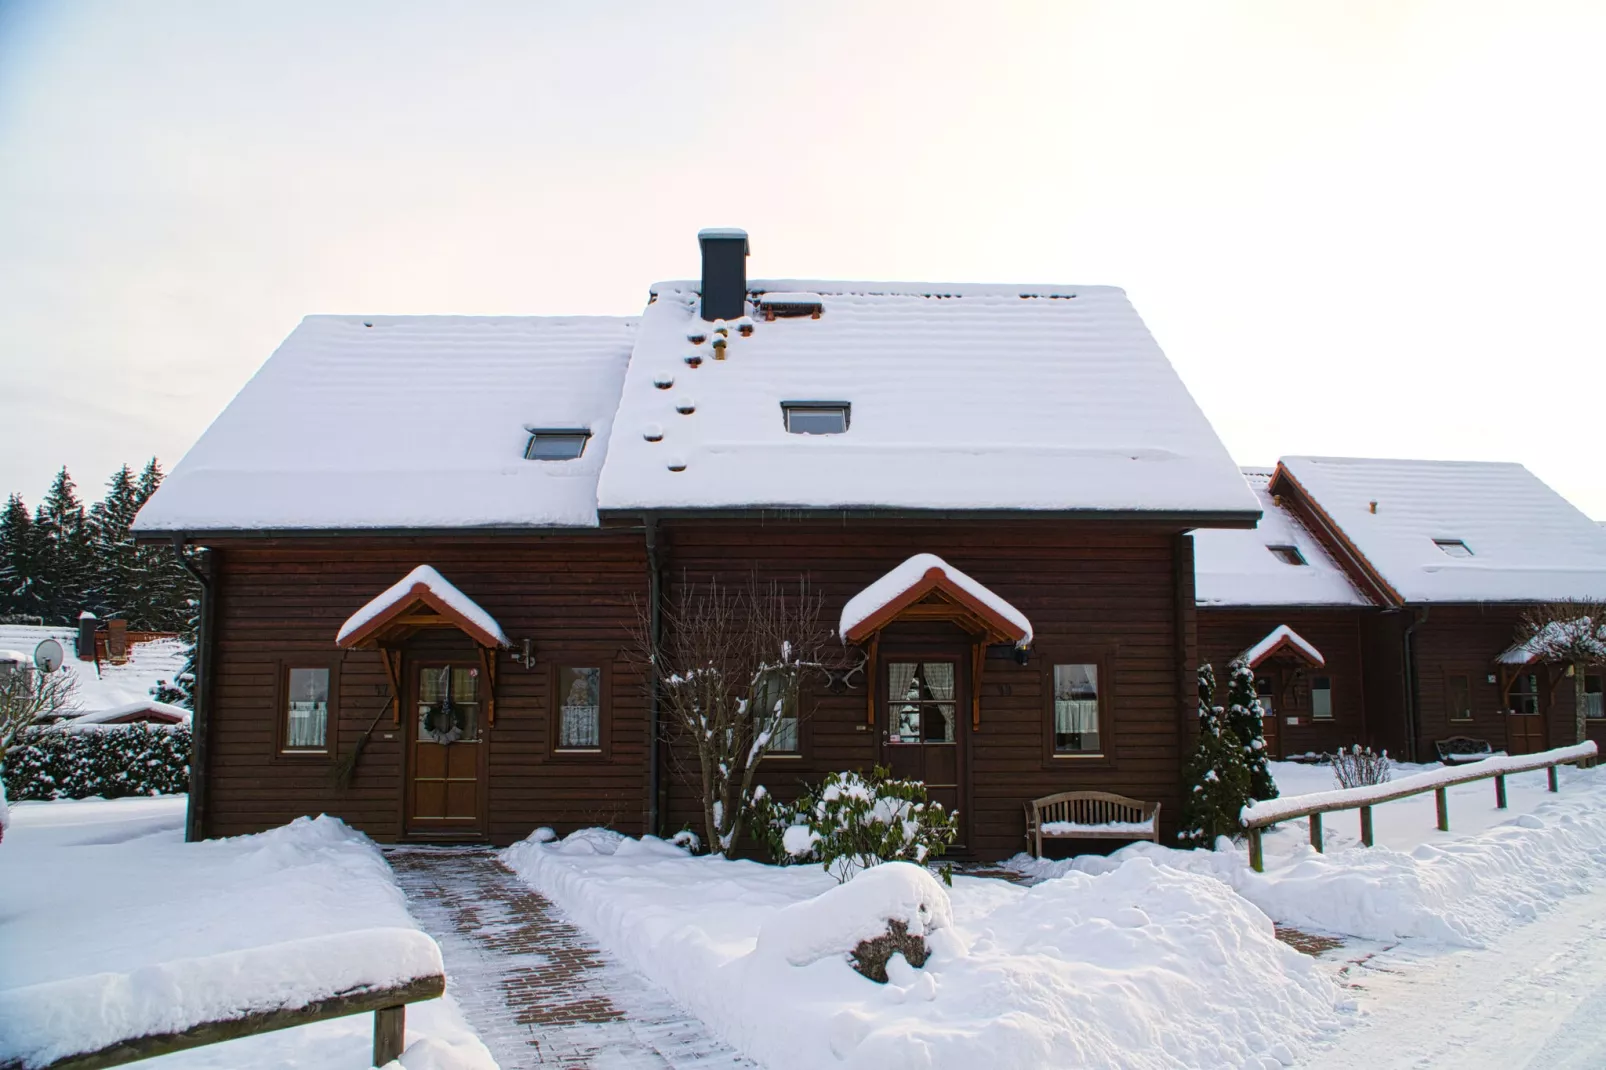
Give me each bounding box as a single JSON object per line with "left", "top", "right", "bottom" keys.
{"left": 1029, "top": 791, "right": 1154, "bottom": 826}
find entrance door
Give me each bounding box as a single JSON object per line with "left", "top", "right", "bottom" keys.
{"left": 1255, "top": 673, "right": 1283, "bottom": 760}
{"left": 407, "top": 663, "right": 487, "bottom": 837}
{"left": 881, "top": 657, "right": 965, "bottom": 842}
{"left": 1505, "top": 671, "right": 1547, "bottom": 755}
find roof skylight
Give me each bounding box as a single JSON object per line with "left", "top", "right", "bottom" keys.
{"left": 1433, "top": 538, "right": 1474, "bottom": 558}
{"left": 782, "top": 402, "right": 850, "bottom": 435}
{"left": 523, "top": 429, "right": 590, "bottom": 460}
{"left": 1267, "top": 545, "right": 1307, "bottom": 566}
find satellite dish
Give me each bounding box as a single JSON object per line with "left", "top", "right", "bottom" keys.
{"left": 34, "top": 638, "right": 65, "bottom": 674}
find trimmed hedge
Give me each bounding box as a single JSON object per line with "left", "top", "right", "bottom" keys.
{"left": 2, "top": 723, "right": 191, "bottom": 801}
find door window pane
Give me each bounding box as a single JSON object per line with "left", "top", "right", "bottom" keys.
{"left": 419, "top": 665, "right": 479, "bottom": 743}
{"left": 285, "top": 667, "right": 329, "bottom": 751}
{"left": 1511, "top": 673, "right": 1541, "bottom": 715}
{"left": 1448, "top": 675, "right": 1472, "bottom": 721}
{"left": 1311, "top": 676, "right": 1333, "bottom": 719}
{"left": 558, "top": 667, "right": 602, "bottom": 749}
{"left": 1586, "top": 675, "right": 1603, "bottom": 720}
{"left": 887, "top": 661, "right": 956, "bottom": 744}
{"left": 1255, "top": 676, "right": 1276, "bottom": 720}
{"left": 1052, "top": 664, "right": 1100, "bottom": 754}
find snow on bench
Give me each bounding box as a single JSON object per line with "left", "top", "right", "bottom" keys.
{"left": 1041, "top": 820, "right": 1157, "bottom": 836}
{"left": 0, "top": 927, "right": 445, "bottom": 1070}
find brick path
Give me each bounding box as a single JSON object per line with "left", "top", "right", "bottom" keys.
{"left": 387, "top": 847, "right": 755, "bottom": 1069}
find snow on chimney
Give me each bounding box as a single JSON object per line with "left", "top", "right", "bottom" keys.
{"left": 698, "top": 228, "right": 748, "bottom": 322}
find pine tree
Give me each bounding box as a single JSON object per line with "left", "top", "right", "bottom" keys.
{"left": 33, "top": 468, "right": 92, "bottom": 624}
{"left": 1224, "top": 659, "right": 1279, "bottom": 801}
{"left": 1178, "top": 663, "right": 1252, "bottom": 848}
{"left": 87, "top": 465, "right": 142, "bottom": 621}
{"left": 0, "top": 494, "right": 43, "bottom": 620}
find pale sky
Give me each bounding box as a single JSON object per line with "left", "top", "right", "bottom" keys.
{"left": 3, "top": 1, "right": 1604, "bottom": 516}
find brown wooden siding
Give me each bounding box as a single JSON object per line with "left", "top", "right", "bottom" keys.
{"left": 204, "top": 535, "right": 649, "bottom": 845}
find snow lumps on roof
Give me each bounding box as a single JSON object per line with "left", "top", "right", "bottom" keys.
{"left": 1193, "top": 469, "right": 1371, "bottom": 607}
{"left": 336, "top": 565, "right": 510, "bottom": 649}
{"left": 1279, "top": 457, "right": 1606, "bottom": 604}
{"left": 1239, "top": 625, "right": 1325, "bottom": 669}
{"left": 598, "top": 281, "right": 1261, "bottom": 519}
{"left": 839, "top": 553, "right": 1033, "bottom": 645}
{"left": 133, "top": 315, "right": 637, "bottom": 533}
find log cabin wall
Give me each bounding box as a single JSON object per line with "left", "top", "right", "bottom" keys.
{"left": 1196, "top": 608, "right": 1370, "bottom": 758}
{"left": 655, "top": 519, "right": 1195, "bottom": 860}
{"left": 1359, "top": 610, "right": 1410, "bottom": 757}
{"left": 202, "top": 533, "right": 649, "bottom": 844}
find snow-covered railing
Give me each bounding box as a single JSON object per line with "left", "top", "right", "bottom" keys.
{"left": 1239, "top": 741, "right": 1599, "bottom": 872}
{"left": 0, "top": 928, "right": 445, "bottom": 1070}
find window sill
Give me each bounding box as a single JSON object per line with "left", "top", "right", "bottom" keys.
{"left": 549, "top": 748, "right": 607, "bottom": 760}
{"left": 278, "top": 749, "right": 330, "bottom": 758}
{"left": 761, "top": 753, "right": 803, "bottom": 760}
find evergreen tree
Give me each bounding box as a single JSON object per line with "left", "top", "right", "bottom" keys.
{"left": 87, "top": 465, "right": 142, "bottom": 621}
{"left": 33, "top": 468, "right": 92, "bottom": 624}
{"left": 1224, "top": 659, "right": 1279, "bottom": 801}
{"left": 0, "top": 494, "right": 43, "bottom": 620}
{"left": 1178, "top": 663, "right": 1252, "bottom": 848}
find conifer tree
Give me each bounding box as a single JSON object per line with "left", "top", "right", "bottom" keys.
{"left": 1225, "top": 659, "right": 1279, "bottom": 801}
{"left": 0, "top": 494, "right": 42, "bottom": 620}
{"left": 1178, "top": 663, "right": 1252, "bottom": 848}
{"left": 34, "top": 468, "right": 92, "bottom": 623}
{"left": 87, "top": 465, "right": 142, "bottom": 621}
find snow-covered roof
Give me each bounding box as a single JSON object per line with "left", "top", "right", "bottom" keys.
{"left": 133, "top": 315, "right": 638, "bottom": 533}
{"left": 1193, "top": 469, "right": 1371, "bottom": 607}
{"left": 1278, "top": 457, "right": 1606, "bottom": 604}
{"left": 0, "top": 627, "right": 187, "bottom": 715}
{"left": 66, "top": 701, "right": 191, "bottom": 725}
{"left": 839, "top": 553, "right": 1033, "bottom": 646}
{"left": 1239, "top": 625, "right": 1325, "bottom": 669}
{"left": 335, "top": 565, "right": 510, "bottom": 649}
{"left": 597, "top": 281, "right": 1260, "bottom": 519}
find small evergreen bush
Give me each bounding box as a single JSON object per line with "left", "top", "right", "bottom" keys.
{"left": 2, "top": 723, "right": 190, "bottom": 801}
{"left": 1224, "top": 659, "right": 1278, "bottom": 802}
{"left": 1179, "top": 664, "right": 1252, "bottom": 848}
{"left": 781, "top": 767, "right": 959, "bottom": 882}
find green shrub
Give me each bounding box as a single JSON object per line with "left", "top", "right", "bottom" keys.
{"left": 781, "top": 767, "right": 959, "bottom": 882}
{"left": 2, "top": 723, "right": 190, "bottom": 801}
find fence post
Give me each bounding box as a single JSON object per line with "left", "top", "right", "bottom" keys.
{"left": 1494, "top": 774, "right": 1507, "bottom": 809}
{"left": 1309, "top": 813, "right": 1323, "bottom": 853}
{"left": 1248, "top": 827, "right": 1264, "bottom": 873}
{"left": 1548, "top": 765, "right": 1559, "bottom": 793}
{"left": 374, "top": 1005, "right": 406, "bottom": 1067}
{"left": 1359, "top": 805, "right": 1374, "bottom": 847}
{"left": 1435, "top": 787, "right": 1449, "bottom": 832}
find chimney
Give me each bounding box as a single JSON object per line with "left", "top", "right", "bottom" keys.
{"left": 698, "top": 228, "right": 749, "bottom": 322}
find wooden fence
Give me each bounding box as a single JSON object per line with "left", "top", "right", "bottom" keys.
{"left": 1240, "top": 741, "right": 1599, "bottom": 873}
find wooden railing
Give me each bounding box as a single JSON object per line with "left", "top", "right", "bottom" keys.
{"left": 1240, "top": 741, "right": 1599, "bottom": 873}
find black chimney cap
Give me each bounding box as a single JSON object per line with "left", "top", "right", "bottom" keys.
{"left": 698, "top": 228, "right": 749, "bottom": 322}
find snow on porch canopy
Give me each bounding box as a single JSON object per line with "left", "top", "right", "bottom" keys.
{"left": 839, "top": 554, "right": 1033, "bottom": 647}
{"left": 1239, "top": 625, "right": 1324, "bottom": 670}
{"left": 335, "top": 565, "right": 510, "bottom": 651}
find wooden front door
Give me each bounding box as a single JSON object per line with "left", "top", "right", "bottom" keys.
{"left": 880, "top": 655, "right": 967, "bottom": 844}
{"left": 406, "top": 663, "right": 487, "bottom": 838}
{"left": 1505, "top": 671, "right": 1547, "bottom": 755}
{"left": 1254, "top": 673, "right": 1283, "bottom": 760}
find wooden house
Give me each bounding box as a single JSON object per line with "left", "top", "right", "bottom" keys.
{"left": 131, "top": 229, "right": 1262, "bottom": 858}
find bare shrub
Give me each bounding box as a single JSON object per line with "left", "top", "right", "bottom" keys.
{"left": 1331, "top": 745, "right": 1391, "bottom": 789}
{"left": 849, "top": 918, "right": 929, "bottom": 983}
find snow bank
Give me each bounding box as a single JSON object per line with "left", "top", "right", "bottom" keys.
{"left": 335, "top": 564, "right": 510, "bottom": 648}
{"left": 0, "top": 927, "right": 441, "bottom": 1068}
{"left": 503, "top": 829, "right": 1340, "bottom": 1069}
{"left": 756, "top": 862, "right": 950, "bottom": 967}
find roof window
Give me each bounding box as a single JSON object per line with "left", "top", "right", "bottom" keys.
{"left": 782, "top": 402, "right": 849, "bottom": 435}
{"left": 523, "top": 429, "right": 590, "bottom": 460}
{"left": 1434, "top": 538, "right": 1474, "bottom": 558}
{"left": 758, "top": 292, "right": 824, "bottom": 320}
{"left": 1267, "top": 545, "right": 1307, "bottom": 566}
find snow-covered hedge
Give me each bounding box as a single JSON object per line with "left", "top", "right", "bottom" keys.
{"left": 2, "top": 723, "right": 190, "bottom": 801}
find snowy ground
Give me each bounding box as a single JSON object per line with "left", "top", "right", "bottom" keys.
{"left": 0, "top": 796, "right": 494, "bottom": 1069}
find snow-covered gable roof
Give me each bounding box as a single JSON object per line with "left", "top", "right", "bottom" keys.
{"left": 1193, "top": 469, "right": 1371, "bottom": 608}
{"left": 134, "top": 315, "right": 637, "bottom": 533}
{"left": 839, "top": 553, "right": 1033, "bottom": 646}
{"left": 597, "top": 281, "right": 1260, "bottom": 519}
{"left": 1239, "top": 624, "right": 1325, "bottom": 669}
{"left": 1278, "top": 456, "right": 1606, "bottom": 604}
{"left": 336, "top": 565, "right": 510, "bottom": 649}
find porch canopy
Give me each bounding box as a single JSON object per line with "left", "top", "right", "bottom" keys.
{"left": 840, "top": 554, "right": 1032, "bottom": 729}
{"left": 334, "top": 565, "right": 510, "bottom": 723}
{"left": 1238, "top": 624, "right": 1325, "bottom": 670}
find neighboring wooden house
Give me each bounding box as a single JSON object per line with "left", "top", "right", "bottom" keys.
{"left": 131, "top": 230, "right": 1261, "bottom": 857}
{"left": 1237, "top": 457, "right": 1606, "bottom": 761}
{"left": 1193, "top": 469, "right": 1374, "bottom": 759}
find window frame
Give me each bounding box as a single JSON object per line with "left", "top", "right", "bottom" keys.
{"left": 523, "top": 428, "right": 592, "bottom": 461}
{"left": 780, "top": 401, "right": 851, "bottom": 435}
{"left": 752, "top": 666, "right": 805, "bottom": 759}
{"left": 1585, "top": 674, "right": 1603, "bottom": 720}
{"left": 547, "top": 660, "right": 611, "bottom": 759}
{"left": 1447, "top": 673, "right": 1474, "bottom": 722}
{"left": 275, "top": 660, "right": 338, "bottom": 758}
{"left": 1310, "top": 675, "right": 1334, "bottom": 720}
{"left": 1041, "top": 650, "right": 1116, "bottom": 765}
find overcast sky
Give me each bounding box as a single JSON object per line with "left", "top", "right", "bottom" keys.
{"left": 3, "top": 1, "right": 1604, "bottom": 517}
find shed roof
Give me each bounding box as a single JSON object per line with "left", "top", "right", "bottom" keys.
{"left": 596, "top": 281, "right": 1259, "bottom": 519}
{"left": 133, "top": 315, "right": 637, "bottom": 533}
{"left": 1193, "top": 469, "right": 1372, "bottom": 608}
{"left": 1277, "top": 457, "right": 1606, "bottom": 604}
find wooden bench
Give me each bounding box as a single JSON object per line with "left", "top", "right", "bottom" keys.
{"left": 1435, "top": 736, "right": 1496, "bottom": 766}
{"left": 1024, "top": 791, "right": 1161, "bottom": 858}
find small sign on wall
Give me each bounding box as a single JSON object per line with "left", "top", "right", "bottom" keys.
{"left": 1285, "top": 716, "right": 1299, "bottom": 726}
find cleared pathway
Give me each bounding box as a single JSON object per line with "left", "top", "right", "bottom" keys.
{"left": 388, "top": 847, "right": 755, "bottom": 1070}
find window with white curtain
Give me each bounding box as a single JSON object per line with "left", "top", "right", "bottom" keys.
{"left": 886, "top": 661, "right": 956, "bottom": 743}
{"left": 557, "top": 666, "right": 602, "bottom": 750}
{"left": 1052, "top": 664, "right": 1100, "bottom": 754}
{"left": 284, "top": 667, "right": 330, "bottom": 751}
